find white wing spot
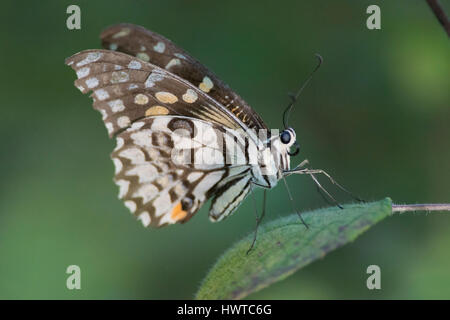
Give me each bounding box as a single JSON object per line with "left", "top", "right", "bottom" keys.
{"left": 134, "top": 93, "right": 149, "bottom": 105}
{"left": 117, "top": 116, "right": 131, "bottom": 128}
{"left": 138, "top": 211, "right": 151, "bottom": 227}
{"left": 156, "top": 176, "right": 170, "bottom": 189}
{"left": 187, "top": 172, "right": 203, "bottom": 182}
{"left": 76, "top": 52, "right": 103, "bottom": 67}
{"left": 99, "top": 109, "right": 107, "bottom": 120}
{"left": 147, "top": 148, "right": 160, "bottom": 160}
{"left": 128, "top": 60, "right": 142, "bottom": 70}
{"left": 182, "top": 89, "right": 198, "bottom": 103}
{"left": 199, "top": 76, "right": 214, "bottom": 93}
{"left": 130, "top": 130, "right": 153, "bottom": 148}
{"left": 116, "top": 179, "right": 130, "bottom": 198}
{"left": 107, "top": 99, "right": 125, "bottom": 113}
{"left": 165, "top": 58, "right": 181, "bottom": 69}
{"left": 154, "top": 193, "right": 171, "bottom": 217}
{"left": 119, "top": 147, "right": 146, "bottom": 164}
{"left": 145, "top": 71, "right": 164, "bottom": 88}
{"left": 174, "top": 53, "right": 187, "bottom": 60}
{"left": 95, "top": 89, "right": 109, "bottom": 101}
{"left": 136, "top": 52, "right": 150, "bottom": 62}
{"left": 155, "top": 92, "right": 178, "bottom": 104}
{"left": 76, "top": 67, "right": 90, "bottom": 78}
{"left": 112, "top": 158, "right": 123, "bottom": 174}
{"left": 129, "top": 84, "right": 139, "bottom": 90}
{"left": 110, "top": 71, "right": 129, "bottom": 84}
{"left": 105, "top": 122, "right": 114, "bottom": 134}
{"left": 193, "top": 171, "right": 223, "bottom": 201}
{"left": 128, "top": 121, "right": 145, "bottom": 132}
{"left": 124, "top": 200, "right": 137, "bottom": 213}
{"left": 173, "top": 183, "right": 187, "bottom": 197}
{"left": 133, "top": 185, "right": 158, "bottom": 204}
{"left": 112, "top": 28, "right": 131, "bottom": 38}
{"left": 114, "top": 137, "right": 124, "bottom": 151}
{"left": 85, "top": 77, "right": 99, "bottom": 88}
{"left": 153, "top": 41, "right": 165, "bottom": 53}
{"left": 109, "top": 43, "right": 118, "bottom": 50}
{"left": 126, "top": 164, "right": 158, "bottom": 183}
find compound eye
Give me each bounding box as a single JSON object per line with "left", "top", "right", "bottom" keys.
{"left": 280, "top": 130, "right": 291, "bottom": 144}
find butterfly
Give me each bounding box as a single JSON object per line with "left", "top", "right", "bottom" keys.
{"left": 65, "top": 23, "right": 344, "bottom": 231}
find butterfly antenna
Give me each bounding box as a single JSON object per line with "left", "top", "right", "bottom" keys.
{"left": 282, "top": 53, "right": 323, "bottom": 129}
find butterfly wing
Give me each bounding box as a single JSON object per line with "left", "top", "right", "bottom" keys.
{"left": 65, "top": 26, "right": 265, "bottom": 226}
{"left": 100, "top": 23, "right": 268, "bottom": 131}
{"left": 209, "top": 175, "right": 252, "bottom": 222}
{"left": 111, "top": 116, "right": 251, "bottom": 227}
{"left": 65, "top": 50, "right": 247, "bottom": 137}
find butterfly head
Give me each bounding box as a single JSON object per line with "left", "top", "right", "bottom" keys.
{"left": 261, "top": 126, "right": 299, "bottom": 182}
{"left": 280, "top": 127, "right": 300, "bottom": 157}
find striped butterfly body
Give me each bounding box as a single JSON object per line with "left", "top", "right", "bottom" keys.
{"left": 66, "top": 24, "right": 298, "bottom": 227}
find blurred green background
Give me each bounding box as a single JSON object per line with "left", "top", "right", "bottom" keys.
{"left": 0, "top": 0, "right": 449, "bottom": 299}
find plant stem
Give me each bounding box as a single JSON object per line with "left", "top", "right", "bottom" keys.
{"left": 392, "top": 203, "right": 450, "bottom": 213}
{"left": 426, "top": 0, "right": 450, "bottom": 36}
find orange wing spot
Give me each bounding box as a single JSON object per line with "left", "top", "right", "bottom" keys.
{"left": 145, "top": 105, "right": 169, "bottom": 116}
{"left": 171, "top": 202, "right": 188, "bottom": 221}
{"left": 231, "top": 106, "right": 239, "bottom": 113}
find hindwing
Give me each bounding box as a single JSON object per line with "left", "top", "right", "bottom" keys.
{"left": 111, "top": 116, "right": 252, "bottom": 227}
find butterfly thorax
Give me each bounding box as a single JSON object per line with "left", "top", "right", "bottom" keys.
{"left": 250, "top": 133, "right": 291, "bottom": 189}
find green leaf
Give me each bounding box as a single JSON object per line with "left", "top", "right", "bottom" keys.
{"left": 196, "top": 198, "right": 392, "bottom": 300}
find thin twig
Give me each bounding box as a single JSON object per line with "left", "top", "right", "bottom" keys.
{"left": 392, "top": 203, "right": 450, "bottom": 213}
{"left": 426, "top": 0, "right": 450, "bottom": 36}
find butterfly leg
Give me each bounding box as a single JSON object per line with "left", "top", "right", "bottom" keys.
{"left": 297, "top": 168, "right": 363, "bottom": 202}
{"left": 315, "top": 184, "right": 336, "bottom": 206}
{"left": 309, "top": 172, "right": 344, "bottom": 209}
{"left": 288, "top": 168, "right": 364, "bottom": 207}
{"left": 290, "top": 158, "right": 310, "bottom": 172}
{"left": 247, "top": 189, "right": 267, "bottom": 255}
{"left": 282, "top": 176, "right": 309, "bottom": 229}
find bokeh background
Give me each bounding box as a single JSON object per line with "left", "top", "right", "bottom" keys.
{"left": 0, "top": 0, "right": 449, "bottom": 299}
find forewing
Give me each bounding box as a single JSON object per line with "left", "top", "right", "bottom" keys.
{"left": 65, "top": 50, "right": 244, "bottom": 137}
{"left": 100, "top": 23, "right": 268, "bottom": 131}
{"left": 111, "top": 116, "right": 251, "bottom": 227}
